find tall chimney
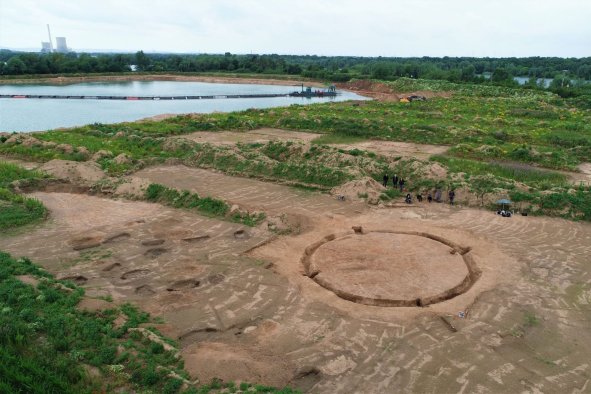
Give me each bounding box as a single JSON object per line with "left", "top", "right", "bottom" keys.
{"left": 47, "top": 24, "right": 54, "bottom": 52}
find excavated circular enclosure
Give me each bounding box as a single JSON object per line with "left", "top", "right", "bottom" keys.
{"left": 304, "top": 231, "right": 480, "bottom": 307}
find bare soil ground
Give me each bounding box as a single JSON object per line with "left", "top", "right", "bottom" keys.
{"left": 3, "top": 162, "right": 591, "bottom": 392}
{"left": 310, "top": 232, "right": 469, "bottom": 302}
{"left": 178, "top": 128, "right": 449, "bottom": 159}
{"left": 133, "top": 165, "right": 367, "bottom": 218}
{"left": 332, "top": 140, "right": 449, "bottom": 159}
{"left": 336, "top": 80, "right": 453, "bottom": 102}
{"left": 576, "top": 162, "right": 591, "bottom": 184}
{"left": 181, "top": 128, "right": 321, "bottom": 146}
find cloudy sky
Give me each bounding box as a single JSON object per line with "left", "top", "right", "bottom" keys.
{"left": 0, "top": 0, "right": 589, "bottom": 57}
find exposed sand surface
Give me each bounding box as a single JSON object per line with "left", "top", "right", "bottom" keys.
{"left": 182, "top": 128, "right": 320, "bottom": 145}
{"left": 2, "top": 171, "right": 591, "bottom": 392}
{"left": 178, "top": 128, "right": 449, "bottom": 159}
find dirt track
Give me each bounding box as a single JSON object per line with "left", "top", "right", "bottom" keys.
{"left": 2, "top": 165, "right": 591, "bottom": 392}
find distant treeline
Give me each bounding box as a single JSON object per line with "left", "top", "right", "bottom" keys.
{"left": 1, "top": 49, "right": 590, "bottom": 89}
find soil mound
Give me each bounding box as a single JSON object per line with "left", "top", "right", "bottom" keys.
{"left": 337, "top": 80, "right": 452, "bottom": 101}
{"left": 114, "top": 177, "right": 150, "bottom": 199}
{"left": 330, "top": 177, "right": 385, "bottom": 204}
{"left": 337, "top": 80, "right": 400, "bottom": 101}
{"left": 41, "top": 159, "right": 106, "bottom": 185}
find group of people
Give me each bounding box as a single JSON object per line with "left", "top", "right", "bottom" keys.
{"left": 383, "top": 174, "right": 405, "bottom": 191}
{"left": 404, "top": 190, "right": 455, "bottom": 205}
{"left": 383, "top": 175, "right": 456, "bottom": 205}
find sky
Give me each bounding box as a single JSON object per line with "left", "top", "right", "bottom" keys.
{"left": 0, "top": 0, "right": 590, "bottom": 57}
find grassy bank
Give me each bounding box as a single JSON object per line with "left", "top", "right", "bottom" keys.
{"left": 145, "top": 184, "right": 266, "bottom": 226}
{"left": 0, "top": 162, "right": 47, "bottom": 230}
{"left": 1, "top": 76, "right": 590, "bottom": 221}
{"left": 4, "top": 78, "right": 588, "bottom": 171}
{"left": 0, "top": 251, "right": 186, "bottom": 393}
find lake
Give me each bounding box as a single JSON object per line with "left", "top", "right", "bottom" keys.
{"left": 0, "top": 81, "right": 366, "bottom": 132}
{"left": 477, "top": 73, "right": 589, "bottom": 88}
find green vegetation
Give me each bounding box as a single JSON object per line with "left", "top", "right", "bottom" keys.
{"left": 380, "top": 188, "right": 402, "bottom": 201}
{"left": 1, "top": 75, "right": 590, "bottom": 221}
{"left": 0, "top": 251, "right": 297, "bottom": 393}
{"left": 0, "top": 251, "right": 186, "bottom": 393}
{"left": 430, "top": 156, "right": 568, "bottom": 187}
{"left": 524, "top": 312, "right": 540, "bottom": 327}
{"left": 311, "top": 134, "right": 368, "bottom": 145}
{"left": 146, "top": 183, "right": 229, "bottom": 216}
{"left": 145, "top": 183, "right": 265, "bottom": 226}
{"left": 3, "top": 79, "right": 590, "bottom": 171}
{"left": 0, "top": 162, "right": 47, "bottom": 230}
{"left": 2, "top": 50, "right": 590, "bottom": 86}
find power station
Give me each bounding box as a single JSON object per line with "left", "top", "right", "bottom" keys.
{"left": 41, "top": 24, "right": 70, "bottom": 53}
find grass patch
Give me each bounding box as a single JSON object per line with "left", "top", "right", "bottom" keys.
{"left": 0, "top": 161, "right": 45, "bottom": 184}
{"left": 524, "top": 312, "right": 540, "bottom": 327}
{"left": 380, "top": 188, "right": 402, "bottom": 201}
{"left": 0, "top": 252, "right": 183, "bottom": 393}
{"left": 2, "top": 76, "right": 590, "bottom": 222}
{"left": 311, "top": 134, "right": 368, "bottom": 145}
{"left": 146, "top": 184, "right": 229, "bottom": 216}
{"left": 189, "top": 142, "right": 355, "bottom": 188}
{"left": 431, "top": 155, "right": 568, "bottom": 187}
{"left": 145, "top": 184, "right": 265, "bottom": 226}
{"left": 0, "top": 162, "right": 48, "bottom": 231}
{"left": 0, "top": 193, "right": 46, "bottom": 230}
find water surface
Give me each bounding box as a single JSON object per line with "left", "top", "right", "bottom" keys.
{"left": 0, "top": 81, "right": 366, "bottom": 132}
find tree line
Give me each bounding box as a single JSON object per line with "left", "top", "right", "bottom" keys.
{"left": 1, "top": 49, "right": 590, "bottom": 90}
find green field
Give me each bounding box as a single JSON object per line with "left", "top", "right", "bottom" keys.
{"left": 1, "top": 77, "right": 590, "bottom": 220}
{"left": 0, "top": 162, "right": 47, "bottom": 230}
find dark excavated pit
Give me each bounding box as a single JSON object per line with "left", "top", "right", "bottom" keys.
{"left": 58, "top": 274, "right": 88, "bottom": 285}
{"left": 166, "top": 278, "right": 201, "bottom": 291}
{"left": 135, "top": 285, "right": 156, "bottom": 296}
{"left": 143, "top": 247, "right": 169, "bottom": 259}
{"left": 121, "top": 269, "right": 151, "bottom": 280}
{"left": 301, "top": 229, "right": 480, "bottom": 307}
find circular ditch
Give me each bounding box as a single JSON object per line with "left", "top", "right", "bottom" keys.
{"left": 301, "top": 230, "right": 480, "bottom": 307}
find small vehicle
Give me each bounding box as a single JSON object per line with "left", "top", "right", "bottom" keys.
{"left": 407, "top": 95, "right": 427, "bottom": 102}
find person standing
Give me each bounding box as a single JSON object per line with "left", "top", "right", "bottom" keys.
{"left": 399, "top": 178, "right": 405, "bottom": 192}
{"left": 392, "top": 174, "right": 398, "bottom": 188}
{"left": 383, "top": 174, "right": 389, "bottom": 187}
{"left": 449, "top": 190, "right": 456, "bottom": 205}
{"left": 427, "top": 193, "right": 433, "bottom": 203}
{"left": 435, "top": 188, "right": 442, "bottom": 202}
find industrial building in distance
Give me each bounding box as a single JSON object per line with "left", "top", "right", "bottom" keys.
{"left": 41, "top": 24, "right": 70, "bottom": 53}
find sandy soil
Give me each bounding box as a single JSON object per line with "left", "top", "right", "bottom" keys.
{"left": 0, "top": 74, "right": 325, "bottom": 88}
{"left": 310, "top": 232, "right": 469, "bottom": 301}
{"left": 133, "top": 165, "right": 367, "bottom": 218}
{"left": 176, "top": 128, "right": 449, "bottom": 159}
{"left": 336, "top": 80, "right": 453, "bottom": 102}
{"left": 332, "top": 140, "right": 449, "bottom": 159}
{"left": 2, "top": 162, "right": 591, "bottom": 392}
{"left": 575, "top": 162, "right": 591, "bottom": 184}
{"left": 181, "top": 128, "right": 321, "bottom": 145}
